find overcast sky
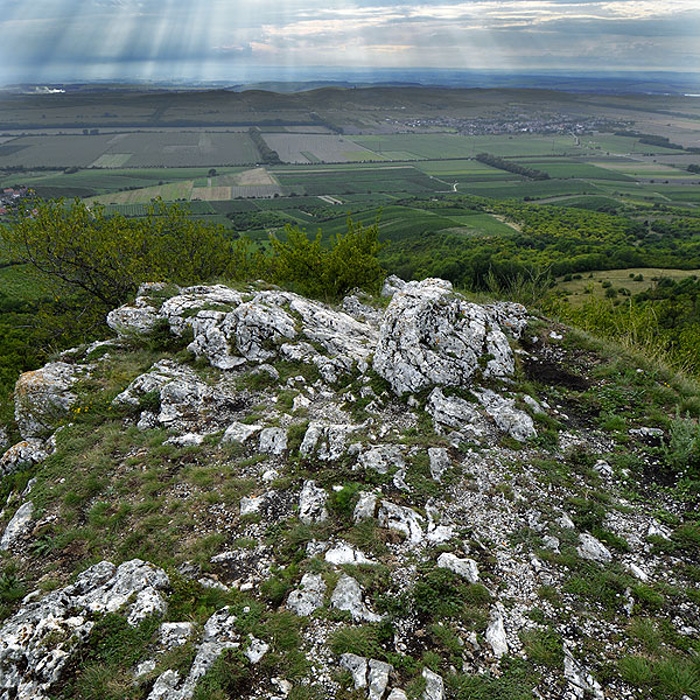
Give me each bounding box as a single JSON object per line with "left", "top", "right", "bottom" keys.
{"left": 2, "top": 0, "right": 699, "bottom": 85}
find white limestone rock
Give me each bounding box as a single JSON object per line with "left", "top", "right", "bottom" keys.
{"left": 245, "top": 635, "right": 270, "bottom": 664}
{"left": 340, "top": 653, "right": 368, "bottom": 689}
{"left": 148, "top": 607, "right": 240, "bottom": 700}
{"left": 426, "top": 388, "right": 487, "bottom": 440}
{"left": 388, "top": 690, "right": 409, "bottom": 700}
{"left": 222, "top": 421, "right": 263, "bottom": 444}
{"left": 368, "top": 659, "right": 393, "bottom": 700}
{"left": 563, "top": 643, "right": 605, "bottom": 699}
{"left": 381, "top": 274, "right": 407, "bottom": 297}
{"left": 324, "top": 542, "right": 376, "bottom": 566}
{"left": 14, "top": 362, "right": 84, "bottom": 439}
{"left": 422, "top": 668, "right": 445, "bottom": 700}
{"left": 259, "top": 427, "right": 288, "bottom": 455}
{"left": 353, "top": 491, "right": 379, "bottom": 522}
{"left": 0, "top": 501, "right": 35, "bottom": 552}
{"left": 428, "top": 447, "right": 451, "bottom": 482}
{"left": 160, "top": 622, "right": 195, "bottom": 649}
{"left": 437, "top": 552, "right": 480, "bottom": 583}
{"left": 106, "top": 300, "right": 161, "bottom": 337}
{"left": 298, "top": 480, "right": 328, "bottom": 524}
{"left": 300, "top": 422, "right": 355, "bottom": 461}
{"left": 240, "top": 495, "right": 265, "bottom": 517}
{"left": 0, "top": 559, "right": 169, "bottom": 700}
{"left": 373, "top": 278, "right": 515, "bottom": 396}
{"left": 358, "top": 444, "right": 405, "bottom": 475}
{"left": 486, "top": 606, "right": 509, "bottom": 659}
{"left": 477, "top": 389, "right": 537, "bottom": 442}
{"left": 330, "top": 574, "right": 382, "bottom": 623}
{"left": 286, "top": 573, "right": 327, "bottom": 617}
{"left": 577, "top": 533, "right": 613, "bottom": 564}
{"left": 378, "top": 500, "right": 425, "bottom": 544}
{"left": 0, "top": 438, "right": 50, "bottom": 478}
{"left": 113, "top": 359, "right": 238, "bottom": 435}
{"left": 484, "top": 301, "right": 529, "bottom": 339}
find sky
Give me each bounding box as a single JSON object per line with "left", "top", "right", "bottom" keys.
{"left": 1, "top": 0, "right": 699, "bottom": 85}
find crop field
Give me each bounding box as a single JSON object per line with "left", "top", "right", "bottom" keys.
{"left": 0, "top": 135, "right": 116, "bottom": 168}
{"left": 589, "top": 159, "right": 694, "bottom": 179}
{"left": 262, "top": 134, "right": 383, "bottom": 163}
{"left": 103, "top": 132, "right": 260, "bottom": 167}
{"left": 514, "top": 159, "right": 635, "bottom": 181}
{"left": 91, "top": 180, "right": 195, "bottom": 205}
{"left": 459, "top": 178, "right": 596, "bottom": 199}
{"left": 577, "top": 134, "right": 684, "bottom": 155}
{"left": 416, "top": 159, "right": 506, "bottom": 178}
{"left": 274, "top": 165, "right": 443, "bottom": 196}
{"left": 0, "top": 131, "right": 261, "bottom": 170}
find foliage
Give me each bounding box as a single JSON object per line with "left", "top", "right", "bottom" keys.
{"left": 3, "top": 197, "right": 235, "bottom": 311}
{"left": 476, "top": 152, "right": 550, "bottom": 180}
{"left": 268, "top": 216, "right": 385, "bottom": 300}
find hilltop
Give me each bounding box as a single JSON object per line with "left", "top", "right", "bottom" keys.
{"left": 0, "top": 276, "right": 698, "bottom": 700}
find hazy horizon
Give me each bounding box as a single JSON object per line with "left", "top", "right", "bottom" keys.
{"left": 2, "top": 1, "right": 699, "bottom": 88}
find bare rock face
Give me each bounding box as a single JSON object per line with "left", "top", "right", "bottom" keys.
{"left": 113, "top": 358, "right": 239, "bottom": 434}
{"left": 286, "top": 573, "right": 327, "bottom": 617}
{"left": 373, "top": 278, "right": 515, "bottom": 395}
{"left": 0, "top": 501, "right": 34, "bottom": 552}
{"left": 0, "top": 559, "right": 169, "bottom": 700}
{"left": 0, "top": 438, "right": 50, "bottom": 478}
{"left": 14, "top": 362, "right": 84, "bottom": 439}
{"left": 110, "top": 284, "right": 379, "bottom": 378}
{"left": 330, "top": 574, "right": 382, "bottom": 623}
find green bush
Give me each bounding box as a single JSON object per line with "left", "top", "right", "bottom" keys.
{"left": 268, "top": 217, "right": 384, "bottom": 301}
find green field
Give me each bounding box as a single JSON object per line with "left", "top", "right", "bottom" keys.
{"left": 274, "top": 166, "right": 443, "bottom": 196}
{"left": 515, "top": 159, "right": 635, "bottom": 181}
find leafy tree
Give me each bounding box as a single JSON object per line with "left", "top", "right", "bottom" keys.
{"left": 269, "top": 216, "right": 384, "bottom": 300}
{"left": 3, "top": 197, "right": 235, "bottom": 312}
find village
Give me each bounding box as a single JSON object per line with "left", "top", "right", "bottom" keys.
{"left": 0, "top": 186, "right": 31, "bottom": 216}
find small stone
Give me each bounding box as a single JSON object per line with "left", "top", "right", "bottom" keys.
{"left": 428, "top": 447, "right": 451, "bottom": 482}
{"left": 626, "top": 562, "right": 649, "bottom": 582}
{"left": 298, "top": 480, "right": 328, "bottom": 525}
{"left": 486, "top": 608, "right": 508, "bottom": 659}
{"left": 286, "top": 573, "right": 326, "bottom": 617}
{"left": 0, "top": 501, "right": 35, "bottom": 552}
{"left": 245, "top": 635, "right": 270, "bottom": 664}
{"left": 353, "top": 491, "right": 378, "bottom": 522}
{"left": 160, "top": 622, "right": 195, "bottom": 649}
{"left": 378, "top": 500, "right": 424, "bottom": 543}
{"left": 222, "top": 421, "right": 262, "bottom": 444}
{"left": 240, "top": 495, "right": 265, "bottom": 516}
{"left": 422, "top": 668, "right": 445, "bottom": 700}
{"left": 330, "top": 574, "right": 382, "bottom": 623}
{"left": 368, "top": 659, "right": 393, "bottom": 700}
{"left": 437, "top": 552, "right": 479, "bottom": 583}
{"left": 340, "top": 653, "right": 368, "bottom": 688}
{"left": 325, "top": 542, "right": 376, "bottom": 566}
{"left": 387, "top": 690, "right": 408, "bottom": 700}
{"left": 358, "top": 445, "right": 405, "bottom": 475}
{"left": 577, "top": 533, "right": 612, "bottom": 564}
{"left": 593, "top": 460, "right": 613, "bottom": 478}
{"left": 259, "top": 427, "right": 288, "bottom": 455}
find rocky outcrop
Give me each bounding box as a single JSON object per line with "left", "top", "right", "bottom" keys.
{"left": 0, "top": 560, "right": 168, "bottom": 700}
{"left": 373, "top": 278, "right": 515, "bottom": 395}
{"left": 0, "top": 438, "right": 50, "bottom": 477}
{"left": 3, "top": 277, "right": 698, "bottom": 700}
{"left": 0, "top": 501, "right": 34, "bottom": 552}
{"left": 14, "top": 362, "right": 84, "bottom": 439}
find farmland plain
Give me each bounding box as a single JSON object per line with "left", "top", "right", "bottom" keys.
{"left": 2, "top": 85, "right": 700, "bottom": 251}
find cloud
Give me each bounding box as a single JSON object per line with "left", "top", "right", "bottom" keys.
{"left": 1, "top": 0, "right": 699, "bottom": 83}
